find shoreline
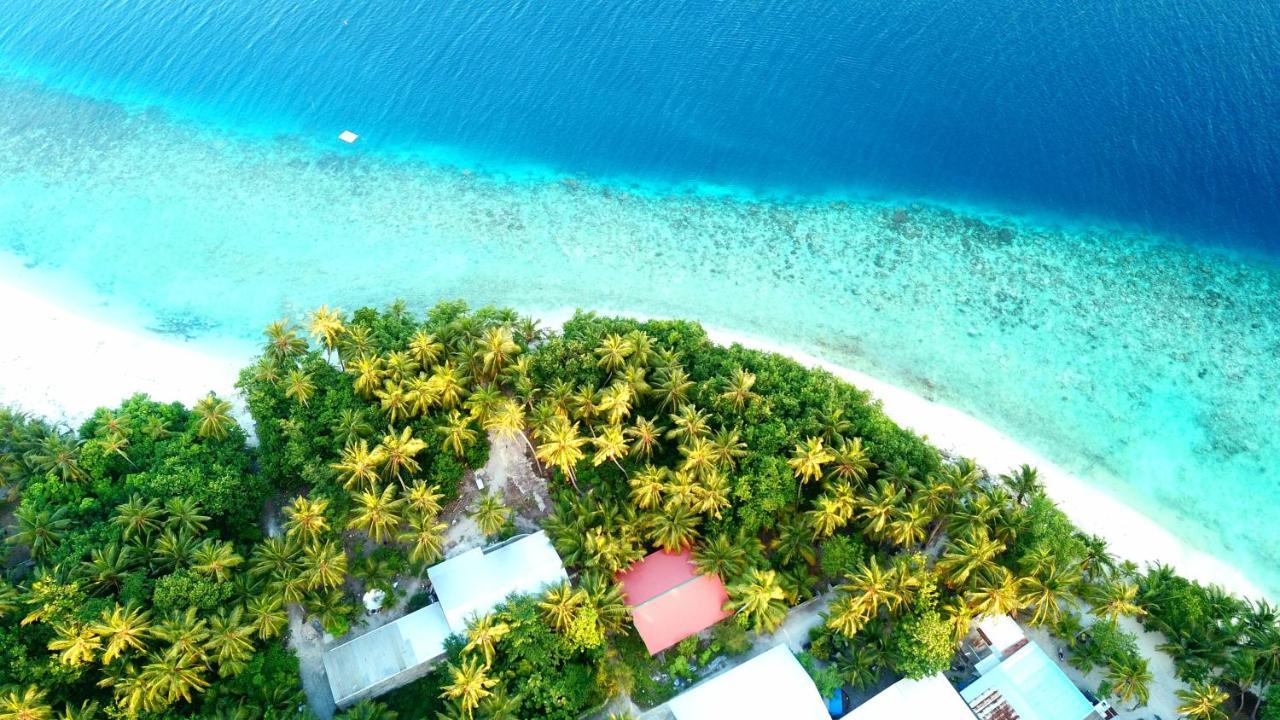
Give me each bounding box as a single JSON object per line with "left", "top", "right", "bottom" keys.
{"left": 0, "top": 286, "right": 1266, "bottom": 602}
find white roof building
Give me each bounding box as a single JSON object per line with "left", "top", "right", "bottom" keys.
{"left": 841, "top": 674, "right": 976, "bottom": 720}
{"left": 667, "top": 644, "right": 829, "bottom": 720}
{"left": 323, "top": 532, "right": 567, "bottom": 707}
{"left": 428, "top": 530, "right": 568, "bottom": 630}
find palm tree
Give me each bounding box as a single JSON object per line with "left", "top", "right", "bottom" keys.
{"left": 192, "top": 394, "right": 236, "bottom": 440}
{"left": 476, "top": 326, "right": 519, "bottom": 380}
{"left": 24, "top": 432, "right": 86, "bottom": 482}
{"left": 332, "top": 440, "right": 385, "bottom": 491}
{"left": 826, "top": 594, "right": 871, "bottom": 637}
{"left": 250, "top": 536, "right": 300, "bottom": 579}
{"left": 376, "top": 381, "right": 414, "bottom": 424}
{"left": 0, "top": 685, "right": 52, "bottom": 720}
{"left": 839, "top": 557, "right": 903, "bottom": 620}
{"left": 429, "top": 361, "right": 469, "bottom": 409}
{"left": 773, "top": 516, "right": 818, "bottom": 567}
{"left": 284, "top": 369, "right": 317, "bottom": 406}
{"left": 1019, "top": 562, "right": 1080, "bottom": 627}
{"left": 628, "top": 465, "right": 668, "bottom": 510}
{"left": 332, "top": 408, "right": 374, "bottom": 446}
{"left": 348, "top": 355, "right": 385, "bottom": 398}
{"left": 719, "top": 368, "right": 760, "bottom": 411}
{"left": 580, "top": 572, "right": 631, "bottom": 635}
{"left": 164, "top": 497, "right": 210, "bottom": 535}
{"left": 936, "top": 527, "right": 1005, "bottom": 589}
{"left": 533, "top": 416, "right": 587, "bottom": 488}
{"left": 1000, "top": 464, "right": 1043, "bottom": 505}
{"left": 691, "top": 470, "right": 731, "bottom": 519}
{"left": 113, "top": 494, "right": 163, "bottom": 541}
{"left": 464, "top": 384, "right": 504, "bottom": 425}
{"left": 539, "top": 580, "right": 584, "bottom": 632}
{"left": 155, "top": 529, "right": 198, "bottom": 570}
{"left": 192, "top": 540, "right": 244, "bottom": 582}
{"left": 246, "top": 595, "right": 288, "bottom": 640}
{"left": 694, "top": 534, "right": 750, "bottom": 580}
{"left": 726, "top": 568, "right": 788, "bottom": 634}
{"left": 886, "top": 502, "right": 930, "bottom": 549}
{"left": 468, "top": 491, "right": 510, "bottom": 538}
{"left": 966, "top": 567, "right": 1024, "bottom": 618}
{"left": 625, "top": 416, "right": 663, "bottom": 460}
{"left": 303, "top": 540, "right": 348, "bottom": 590}
{"left": 8, "top": 506, "right": 72, "bottom": 558}
{"left": 654, "top": 365, "right": 694, "bottom": 411}
{"left": 405, "top": 480, "right": 445, "bottom": 518}
{"left": 857, "top": 480, "right": 905, "bottom": 539}
{"left": 594, "top": 334, "right": 634, "bottom": 373}
{"left": 207, "top": 606, "right": 255, "bottom": 677}
{"left": 442, "top": 656, "right": 498, "bottom": 718}
{"left": 438, "top": 411, "right": 478, "bottom": 457}
{"left": 647, "top": 504, "right": 701, "bottom": 552}
{"left": 378, "top": 426, "right": 427, "bottom": 483}
{"left": 263, "top": 318, "right": 308, "bottom": 364}
{"left": 283, "top": 495, "right": 330, "bottom": 544}
{"left": 1176, "top": 682, "right": 1229, "bottom": 720}
{"left": 806, "top": 495, "right": 848, "bottom": 540}
{"left": 829, "top": 437, "right": 875, "bottom": 484}
{"left": 484, "top": 399, "right": 540, "bottom": 470}
{"left": 139, "top": 645, "right": 210, "bottom": 709}
{"left": 47, "top": 623, "right": 101, "bottom": 667}
{"left": 709, "top": 427, "right": 748, "bottom": 469}
{"left": 598, "top": 382, "right": 634, "bottom": 426}
{"left": 666, "top": 405, "right": 711, "bottom": 444}
{"left": 678, "top": 437, "right": 717, "bottom": 478}
{"left": 348, "top": 485, "right": 406, "bottom": 544}
{"left": 401, "top": 512, "right": 448, "bottom": 566}
{"left": 307, "top": 305, "right": 346, "bottom": 353}
{"left": 464, "top": 613, "right": 511, "bottom": 665}
{"left": 409, "top": 330, "right": 444, "bottom": 368}
{"left": 1105, "top": 655, "right": 1152, "bottom": 708}
{"left": 1090, "top": 580, "right": 1146, "bottom": 625}
{"left": 788, "top": 437, "right": 833, "bottom": 484}
{"left": 384, "top": 351, "right": 421, "bottom": 385}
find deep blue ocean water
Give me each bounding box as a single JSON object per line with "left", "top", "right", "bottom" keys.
{"left": 1, "top": 0, "right": 1277, "bottom": 249}
{"left": 1, "top": 0, "right": 1280, "bottom": 597}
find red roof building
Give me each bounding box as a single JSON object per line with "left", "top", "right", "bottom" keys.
{"left": 616, "top": 548, "right": 733, "bottom": 655}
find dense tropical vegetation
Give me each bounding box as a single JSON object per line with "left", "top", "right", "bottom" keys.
{"left": 3, "top": 299, "right": 1278, "bottom": 719}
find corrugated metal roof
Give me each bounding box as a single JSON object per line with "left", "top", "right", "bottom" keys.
{"left": 961, "top": 643, "right": 1094, "bottom": 720}
{"left": 667, "top": 644, "right": 829, "bottom": 720}
{"left": 841, "top": 673, "right": 976, "bottom": 720}
{"left": 428, "top": 531, "right": 568, "bottom": 630}
{"left": 617, "top": 548, "right": 732, "bottom": 655}
{"left": 323, "top": 601, "right": 452, "bottom": 706}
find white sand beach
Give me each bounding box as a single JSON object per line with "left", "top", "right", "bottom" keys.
{"left": 0, "top": 288, "right": 1265, "bottom": 603}
{"left": 0, "top": 280, "right": 250, "bottom": 427}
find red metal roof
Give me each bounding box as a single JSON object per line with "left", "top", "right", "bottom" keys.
{"left": 616, "top": 548, "right": 732, "bottom": 655}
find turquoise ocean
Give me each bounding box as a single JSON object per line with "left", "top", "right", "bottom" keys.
{"left": 0, "top": 1, "right": 1278, "bottom": 593}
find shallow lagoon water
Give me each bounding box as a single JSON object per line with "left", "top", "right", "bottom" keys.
{"left": 1, "top": 78, "right": 1278, "bottom": 595}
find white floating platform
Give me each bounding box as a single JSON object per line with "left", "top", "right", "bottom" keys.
{"left": 338, "top": 130, "right": 360, "bottom": 144}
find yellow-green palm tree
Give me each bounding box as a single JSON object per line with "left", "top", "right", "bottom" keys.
{"left": 625, "top": 416, "right": 663, "bottom": 460}
{"left": 1176, "top": 682, "right": 1228, "bottom": 720}
{"left": 1105, "top": 655, "right": 1152, "bottom": 708}
{"left": 8, "top": 507, "right": 72, "bottom": 559}
{"left": 678, "top": 436, "right": 718, "bottom": 479}
{"left": 263, "top": 318, "right": 308, "bottom": 364}
{"left": 726, "top": 568, "right": 789, "bottom": 633}
{"left": 47, "top": 623, "right": 101, "bottom": 667}
{"left": 375, "top": 380, "right": 414, "bottom": 423}
{"left": 666, "top": 405, "right": 711, "bottom": 444}
{"left": 348, "top": 485, "right": 406, "bottom": 544}
{"left": 192, "top": 394, "right": 236, "bottom": 440}
{"left": 538, "top": 581, "right": 584, "bottom": 632}
{"left": 284, "top": 369, "right": 316, "bottom": 406}
{"left": 409, "top": 330, "right": 444, "bottom": 368}
{"left": 191, "top": 540, "right": 244, "bottom": 582}
{"left": 207, "top": 606, "right": 255, "bottom": 677}
{"left": 719, "top": 368, "right": 759, "bottom": 411}
{"left": 464, "top": 613, "right": 511, "bottom": 665}
{"left": 0, "top": 685, "right": 52, "bottom": 720}
{"left": 647, "top": 504, "right": 701, "bottom": 552}
{"left": 405, "top": 480, "right": 445, "bottom": 517}
{"left": 628, "top": 465, "right": 668, "bottom": 510}
{"left": 283, "top": 495, "right": 330, "bottom": 544}
{"left": 442, "top": 656, "right": 498, "bottom": 718}
{"left": 92, "top": 603, "right": 152, "bottom": 664}
{"left": 429, "top": 361, "right": 469, "bottom": 409}
{"left": 594, "top": 333, "right": 634, "bottom": 373}
{"left": 348, "top": 355, "right": 385, "bottom": 398}
{"left": 303, "top": 540, "right": 348, "bottom": 590}
{"left": 112, "top": 494, "right": 163, "bottom": 541}
{"left": 533, "top": 416, "right": 587, "bottom": 488}
{"left": 693, "top": 534, "right": 750, "bottom": 580}
{"left": 788, "top": 437, "right": 833, "bottom": 484}
{"left": 691, "top": 470, "right": 731, "bottom": 519}
{"left": 654, "top": 365, "right": 693, "bottom": 411}
{"left": 839, "top": 557, "right": 902, "bottom": 621}
{"left": 401, "top": 512, "right": 448, "bottom": 566}
{"left": 592, "top": 424, "right": 630, "bottom": 470}
{"left": 332, "top": 439, "right": 386, "bottom": 491}
{"left": 246, "top": 595, "right": 288, "bottom": 641}
{"left": 384, "top": 350, "right": 421, "bottom": 384}
{"left": 438, "top": 410, "right": 478, "bottom": 457}
{"left": 1019, "top": 562, "right": 1080, "bottom": 626}
{"left": 468, "top": 491, "right": 510, "bottom": 538}
{"left": 476, "top": 326, "right": 519, "bottom": 380}
{"left": 598, "top": 382, "right": 634, "bottom": 426}
{"left": 378, "top": 426, "right": 427, "bottom": 483}
{"left": 936, "top": 527, "right": 1005, "bottom": 589}
{"left": 483, "top": 398, "right": 541, "bottom": 471}
{"left": 826, "top": 594, "right": 871, "bottom": 637}
{"left": 307, "top": 305, "right": 345, "bottom": 353}
{"left": 829, "top": 437, "right": 875, "bottom": 484}
{"left": 138, "top": 645, "right": 210, "bottom": 709}
{"left": 966, "top": 567, "right": 1025, "bottom": 618}
{"left": 1090, "top": 580, "right": 1146, "bottom": 625}
{"left": 857, "top": 480, "right": 905, "bottom": 539}
{"left": 886, "top": 501, "right": 931, "bottom": 549}
{"left": 806, "top": 495, "right": 848, "bottom": 540}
